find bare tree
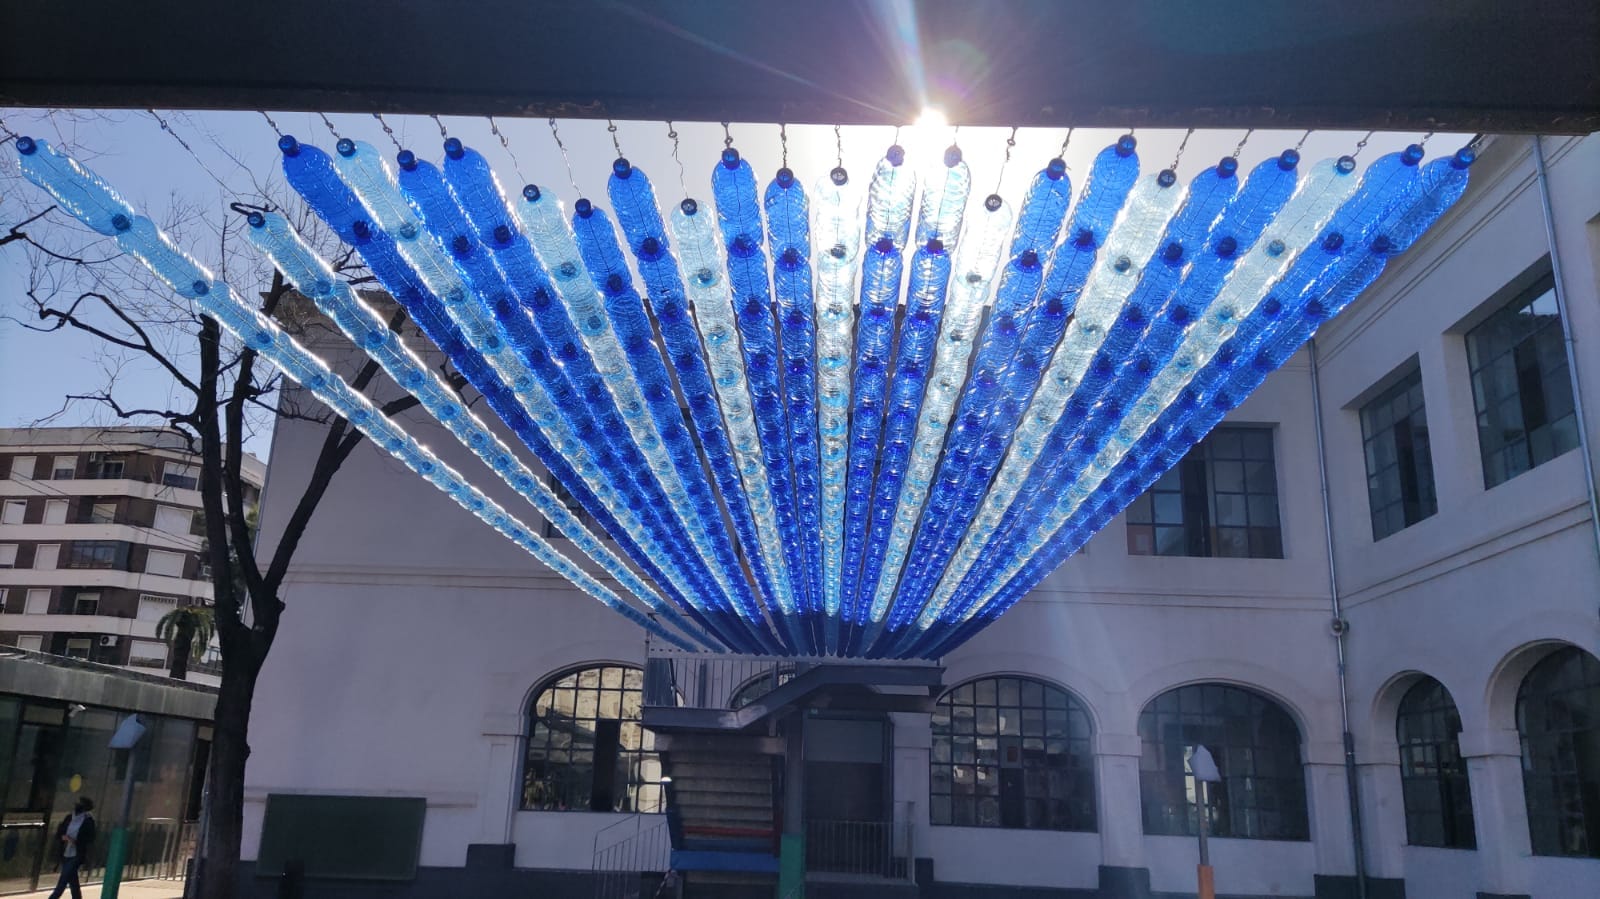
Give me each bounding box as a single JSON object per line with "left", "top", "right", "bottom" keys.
{"left": 3, "top": 120, "right": 464, "bottom": 898}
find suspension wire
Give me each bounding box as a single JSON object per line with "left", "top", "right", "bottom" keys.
{"left": 1232, "top": 128, "right": 1255, "bottom": 158}
{"left": 147, "top": 109, "right": 233, "bottom": 193}
{"left": 1351, "top": 130, "right": 1375, "bottom": 159}
{"left": 835, "top": 124, "right": 843, "bottom": 166}
{"left": 1170, "top": 127, "right": 1194, "bottom": 172}
{"left": 995, "top": 126, "right": 1019, "bottom": 194}
{"left": 893, "top": 125, "right": 902, "bottom": 147}
{"left": 779, "top": 122, "right": 788, "bottom": 169}
{"left": 1419, "top": 131, "right": 1436, "bottom": 147}
{"left": 430, "top": 114, "right": 448, "bottom": 139}
{"left": 1294, "top": 129, "right": 1312, "bottom": 152}
{"left": 373, "top": 113, "right": 403, "bottom": 152}
{"left": 950, "top": 124, "right": 961, "bottom": 146}
{"left": 1058, "top": 127, "right": 1075, "bottom": 159}
{"left": 488, "top": 116, "right": 526, "bottom": 185}
{"left": 317, "top": 112, "right": 342, "bottom": 140}
{"left": 721, "top": 121, "right": 733, "bottom": 148}
{"left": 666, "top": 120, "right": 688, "bottom": 197}
{"left": 547, "top": 117, "right": 581, "bottom": 194}
{"left": 180, "top": 111, "right": 255, "bottom": 182}
{"left": 259, "top": 111, "right": 284, "bottom": 137}
{"left": 607, "top": 119, "right": 623, "bottom": 158}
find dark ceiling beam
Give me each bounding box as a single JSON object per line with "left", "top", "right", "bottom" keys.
{"left": 3, "top": 1, "right": 1597, "bottom": 134}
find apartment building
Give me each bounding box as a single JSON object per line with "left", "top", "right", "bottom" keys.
{"left": 0, "top": 427, "right": 264, "bottom": 684}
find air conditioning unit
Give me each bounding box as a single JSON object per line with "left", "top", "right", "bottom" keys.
{"left": 99, "top": 635, "right": 119, "bottom": 647}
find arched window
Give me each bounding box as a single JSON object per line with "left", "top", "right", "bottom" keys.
{"left": 1517, "top": 646, "right": 1600, "bottom": 857}
{"left": 1139, "top": 683, "right": 1308, "bottom": 840}
{"left": 930, "top": 675, "right": 1095, "bottom": 831}
{"left": 1396, "top": 677, "right": 1475, "bottom": 848}
{"left": 522, "top": 664, "right": 662, "bottom": 813}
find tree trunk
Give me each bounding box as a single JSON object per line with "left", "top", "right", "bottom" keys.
{"left": 197, "top": 646, "right": 262, "bottom": 899}
{"left": 169, "top": 616, "right": 195, "bottom": 681}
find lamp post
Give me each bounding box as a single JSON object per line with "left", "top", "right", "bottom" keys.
{"left": 1189, "top": 745, "right": 1222, "bottom": 899}
{"left": 101, "top": 713, "right": 147, "bottom": 899}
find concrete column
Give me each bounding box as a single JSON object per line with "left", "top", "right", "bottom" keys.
{"left": 1460, "top": 727, "right": 1532, "bottom": 898}
{"left": 1354, "top": 753, "right": 1408, "bottom": 881}
{"left": 1094, "top": 732, "right": 1146, "bottom": 871}
{"left": 1303, "top": 754, "right": 1357, "bottom": 879}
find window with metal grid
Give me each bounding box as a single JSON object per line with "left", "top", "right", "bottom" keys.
{"left": 1396, "top": 677, "right": 1476, "bottom": 848}
{"left": 1518, "top": 646, "right": 1600, "bottom": 858}
{"left": 1125, "top": 426, "right": 1282, "bottom": 558}
{"left": 522, "top": 664, "right": 662, "bottom": 814}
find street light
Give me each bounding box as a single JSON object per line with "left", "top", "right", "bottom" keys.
{"left": 1188, "top": 745, "right": 1222, "bottom": 899}
{"left": 102, "top": 713, "right": 147, "bottom": 899}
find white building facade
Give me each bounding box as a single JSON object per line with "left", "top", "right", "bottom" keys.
{"left": 240, "top": 133, "right": 1600, "bottom": 899}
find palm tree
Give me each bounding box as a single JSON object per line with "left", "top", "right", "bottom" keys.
{"left": 157, "top": 605, "right": 216, "bottom": 680}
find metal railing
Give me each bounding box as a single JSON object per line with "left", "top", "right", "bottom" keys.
{"left": 642, "top": 637, "right": 919, "bottom": 712}
{"left": 591, "top": 813, "right": 670, "bottom": 899}
{"left": 803, "top": 802, "right": 915, "bottom": 882}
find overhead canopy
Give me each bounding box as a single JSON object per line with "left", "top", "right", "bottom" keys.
{"left": 2, "top": 0, "right": 1596, "bottom": 133}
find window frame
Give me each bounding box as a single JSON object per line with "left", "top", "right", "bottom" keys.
{"left": 1465, "top": 273, "right": 1578, "bottom": 489}
{"left": 1395, "top": 677, "right": 1476, "bottom": 849}
{"left": 1360, "top": 366, "right": 1438, "bottom": 540}
{"left": 2, "top": 500, "right": 27, "bottom": 525}
{"left": 66, "top": 540, "right": 125, "bottom": 570}
{"left": 161, "top": 461, "right": 200, "bottom": 490}
{"left": 72, "top": 592, "right": 101, "bottom": 616}
{"left": 521, "top": 663, "right": 662, "bottom": 814}
{"left": 1125, "top": 425, "right": 1283, "bottom": 559}
{"left": 1138, "top": 683, "right": 1310, "bottom": 841}
{"left": 50, "top": 456, "right": 76, "bottom": 480}
{"left": 1517, "top": 646, "right": 1600, "bottom": 858}
{"left": 929, "top": 675, "right": 1097, "bottom": 832}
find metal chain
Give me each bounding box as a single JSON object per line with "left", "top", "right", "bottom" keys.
{"left": 893, "top": 125, "right": 902, "bottom": 147}
{"left": 547, "top": 117, "right": 581, "bottom": 193}
{"left": 259, "top": 111, "right": 283, "bottom": 137}
{"left": 834, "top": 123, "right": 843, "bottom": 167}
{"left": 148, "top": 109, "right": 232, "bottom": 192}
{"left": 1170, "top": 127, "right": 1194, "bottom": 171}
{"left": 1058, "top": 127, "right": 1075, "bottom": 159}
{"left": 721, "top": 121, "right": 733, "bottom": 148}
{"left": 1351, "top": 130, "right": 1375, "bottom": 159}
{"left": 1294, "top": 129, "right": 1311, "bottom": 152}
{"left": 779, "top": 122, "right": 788, "bottom": 169}
{"left": 317, "top": 112, "right": 341, "bottom": 140}
{"left": 430, "top": 114, "right": 449, "bottom": 139}
{"left": 608, "top": 119, "right": 623, "bottom": 158}
{"left": 1233, "top": 128, "right": 1255, "bottom": 158}
{"left": 666, "top": 120, "right": 687, "bottom": 197}
{"left": 1419, "top": 131, "right": 1435, "bottom": 147}
{"left": 373, "top": 113, "right": 403, "bottom": 152}
{"left": 995, "top": 125, "right": 1018, "bottom": 194}
{"left": 488, "top": 116, "right": 526, "bottom": 184}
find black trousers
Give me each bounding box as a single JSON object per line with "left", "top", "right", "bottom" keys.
{"left": 47, "top": 856, "right": 83, "bottom": 899}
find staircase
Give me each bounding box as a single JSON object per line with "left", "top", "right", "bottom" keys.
{"left": 662, "top": 739, "right": 781, "bottom": 873}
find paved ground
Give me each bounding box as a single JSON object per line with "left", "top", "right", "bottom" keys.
{"left": 13, "top": 879, "right": 184, "bottom": 899}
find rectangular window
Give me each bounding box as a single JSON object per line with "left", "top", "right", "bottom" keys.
{"left": 128, "top": 639, "right": 168, "bottom": 668}
{"left": 145, "top": 549, "right": 187, "bottom": 578}
{"left": 24, "top": 589, "right": 51, "bottom": 615}
{"left": 543, "top": 476, "right": 598, "bottom": 539}
{"left": 1466, "top": 274, "right": 1578, "bottom": 488}
{"left": 73, "top": 592, "right": 100, "bottom": 616}
{"left": 0, "top": 544, "right": 16, "bottom": 567}
{"left": 1125, "top": 426, "right": 1283, "bottom": 559}
{"left": 138, "top": 594, "right": 178, "bottom": 622}
{"left": 16, "top": 635, "right": 43, "bottom": 652}
{"left": 64, "top": 638, "right": 92, "bottom": 660}
{"left": 43, "top": 500, "right": 68, "bottom": 525}
{"left": 1361, "top": 367, "right": 1438, "bottom": 540}
{"left": 90, "top": 502, "right": 118, "bottom": 525}
{"left": 66, "top": 541, "right": 125, "bottom": 569}
{"left": 51, "top": 456, "right": 76, "bottom": 480}
{"left": 87, "top": 456, "right": 125, "bottom": 479}
{"left": 153, "top": 506, "right": 195, "bottom": 536}
{"left": 34, "top": 544, "right": 60, "bottom": 570}
{"left": 2, "top": 500, "right": 27, "bottom": 525}
{"left": 0, "top": 588, "right": 7, "bottom": 611}
{"left": 9, "top": 456, "right": 36, "bottom": 480}
{"left": 161, "top": 461, "right": 200, "bottom": 491}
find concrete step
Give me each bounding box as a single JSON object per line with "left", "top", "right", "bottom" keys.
{"left": 676, "top": 805, "right": 777, "bottom": 827}
{"left": 672, "top": 789, "right": 773, "bottom": 810}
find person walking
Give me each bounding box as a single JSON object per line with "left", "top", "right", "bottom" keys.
{"left": 48, "top": 797, "right": 96, "bottom": 899}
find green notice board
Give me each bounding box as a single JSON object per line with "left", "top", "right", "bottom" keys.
{"left": 257, "top": 794, "right": 426, "bottom": 880}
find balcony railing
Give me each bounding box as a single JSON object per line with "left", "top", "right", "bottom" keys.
{"left": 642, "top": 632, "right": 921, "bottom": 712}
{"left": 591, "top": 813, "right": 670, "bottom": 899}
{"left": 805, "top": 802, "right": 917, "bottom": 882}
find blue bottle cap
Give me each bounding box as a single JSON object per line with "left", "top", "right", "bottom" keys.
{"left": 1017, "top": 249, "right": 1040, "bottom": 271}
{"left": 1279, "top": 148, "right": 1300, "bottom": 170}
{"left": 111, "top": 214, "right": 131, "bottom": 233}
{"left": 15, "top": 136, "right": 36, "bottom": 155}
{"left": 776, "top": 166, "right": 795, "bottom": 187}
{"left": 277, "top": 135, "right": 300, "bottom": 156}
{"left": 492, "top": 224, "right": 512, "bottom": 245}
{"left": 830, "top": 166, "right": 849, "bottom": 186}
{"left": 396, "top": 149, "right": 417, "bottom": 171}
{"left": 926, "top": 238, "right": 944, "bottom": 254}
{"left": 1215, "top": 235, "right": 1238, "bottom": 257}
{"left": 351, "top": 220, "right": 371, "bottom": 240}
{"left": 1157, "top": 169, "right": 1177, "bottom": 187}
{"left": 984, "top": 194, "right": 1003, "bottom": 212}
{"left": 680, "top": 198, "right": 698, "bottom": 216}
{"left": 613, "top": 157, "right": 632, "bottom": 178}
{"left": 1402, "top": 144, "right": 1424, "bottom": 166}
{"left": 1218, "top": 157, "right": 1239, "bottom": 177}
{"left": 444, "top": 137, "right": 464, "bottom": 160}
{"left": 451, "top": 235, "right": 472, "bottom": 256}
{"left": 639, "top": 236, "right": 663, "bottom": 260}
{"left": 721, "top": 147, "right": 741, "bottom": 169}
{"left": 1162, "top": 241, "right": 1184, "bottom": 263}
{"left": 522, "top": 184, "right": 541, "bottom": 202}
{"left": 604, "top": 274, "right": 625, "bottom": 295}
{"left": 1452, "top": 146, "right": 1476, "bottom": 169}
{"left": 886, "top": 145, "right": 906, "bottom": 167}
{"left": 575, "top": 198, "right": 594, "bottom": 218}
{"left": 336, "top": 138, "right": 356, "bottom": 157}
{"left": 873, "top": 236, "right": 895, "bottom": 254}
{"left": 1336, "top": 155, "right": 1357, "bottom": 174}
{"left": 1116, "top": 134, "right": 1137, "bottom": 156}
{"left": 944, "top": 145, "right": 963, "bottom": 167}
{"left": 1322, "top": 231, "right": 1345, "bottom": 252}
{"left": 1046, "top": 157, "right": 1067, "bottom": 179}
{"left": 246, "top": 211, "right": 266, "bottom": 228}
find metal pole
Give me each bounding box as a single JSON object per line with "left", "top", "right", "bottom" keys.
{"left": 1309, "top": 338, "right": 1369, "bottom": 899}
{"left": 101, "top": 746, "right": 139, "bottom": 899}
{"left": 1196, "top": 780, "right": 1214, "bottom": 899}
{"left": 1532, "top": 135, "right": 1600, "bottom": 576}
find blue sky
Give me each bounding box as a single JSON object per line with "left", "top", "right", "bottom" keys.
{"left": 0, "top": 108, "right": 1449, "bottom": 461}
